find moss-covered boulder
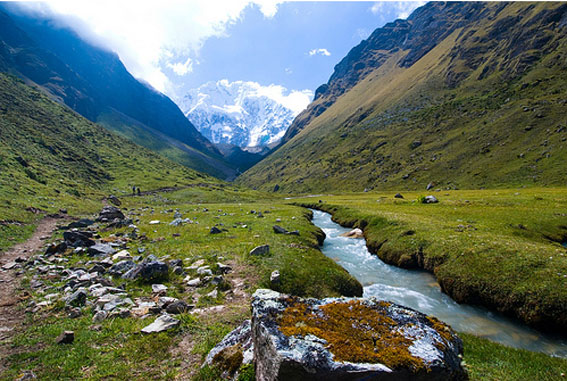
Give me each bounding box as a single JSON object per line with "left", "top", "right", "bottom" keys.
{"left": 251, "top": 289, "right": 467, "bottom": 381}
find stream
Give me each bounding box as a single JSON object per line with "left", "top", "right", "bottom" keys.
{"left": 311, "top": 209, "right": 567, "bottom": 357}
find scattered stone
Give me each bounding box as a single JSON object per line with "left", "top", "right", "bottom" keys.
{"left": 56, "top": 330, "right": 75, "bottom": 344}
{"left": 65, "top": 219, "right": 95, "bottom": 229}
{"left": 273, "top": 225, "right": 287, "bottom": 234}
{"left": 92, "top": 310, "right": 107, "bottom": 323}
{"left": 340, "top": 228, "right": 364, "bottom": 239}
{"left": 206, "top": 289, "right": 218, "bottom": 299}
{"left": 67, "top": 307, "right": 82, "bottom": 319}
{"left": 216, "top": 262, "right": 232, "bottom": 274}
{"left": 186, "top": 278, "right": 202, "bottom": 287}
{"left": 97, "top": 206, "right": 125, "bottom": 222}
{"left": 424, "top": 195, "right": 439, "bottom": 204}
{"left": 123, "top": 261, "right": 169, "bottom": 282}
{"left": 109, "top": 260, "right": 136, "bottom": 276}
{"left": 165, "top": 300, "right": 193, "bottom": 314}
{"left": 169, "top": 218, "right": 183, "bottom": 226}
{"left": 152, "top": 284, "right": 168, "bottom": 295}
{"left": 45, "top": 242, "right": 68, "bottom": 255}
{"left": 210, "top": 226, "right": 222, "bottom": 234}
{"left": 249, "top": 245, "right": 269, "bottom": 256}
{"left": 112, "top": 250, "right": 132, "bottom": 261}
{"left": 197, "top": 266, "right": 213, "bottom": 276}
{"left": 88, "top": 243, "right": 116, "bottom": 257}
{"left": 270, "top": 270, "right": 281, "bottom": 286}
{"left": 66, "top": 289, "right": 87, "bottom": 307}
{"left": 63, "top": 231, "right": 95, "bottom": 248}
{"left": 149, "top": 220, "right": 160, "bottom": 225}
{"left": 1, "top": 261, "right": 18, "bottom": 270}
{"left": 108, "top": 195, "right": 121, "bottom": 206}
{"left": 141, "top": 314, "right": 180, "bottom": 334}
{"left": 426, "top": 182, "right": 434, "bottom": 190}
{"left": 394, "top": 193, "right": 404, "bottom": 199}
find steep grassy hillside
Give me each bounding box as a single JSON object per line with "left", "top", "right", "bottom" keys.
{"left": 0, "top": 6, "right": 238, "bottom": 180}
{"left": 239, "top": 2, "right": 567, "bottom": 192}
{"left": 0, "top": 73, "right": 226, "bottom": 249}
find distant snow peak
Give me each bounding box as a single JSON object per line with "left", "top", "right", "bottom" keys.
{"left": 179, "top": 80, "right": 312, "bottom": 149}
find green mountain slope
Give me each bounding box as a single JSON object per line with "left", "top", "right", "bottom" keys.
{"left": 0, "top": 6, "right": 238, "bottom": 180}
{"left": 239, "top": 2, "right": 567, "bottom": 192}
{"left": 0, "top": 72, "right": 218, "bottom": 224}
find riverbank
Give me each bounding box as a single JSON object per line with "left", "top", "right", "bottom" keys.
{"left": 296, "top": 188, "right": 567, "bottom": 336}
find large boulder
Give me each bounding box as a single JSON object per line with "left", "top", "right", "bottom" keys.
{"left": 251, "top": 289, "right": 467, "bottom": 381}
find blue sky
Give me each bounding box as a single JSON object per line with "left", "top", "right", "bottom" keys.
{"left": 175, "top": 2, "right": 423, "bottom": 93}
{"left": 17, "top": 1, "right": 424, "bottom": 110}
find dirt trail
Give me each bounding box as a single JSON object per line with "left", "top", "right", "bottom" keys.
{"left": 0, "top": 217, "right": 65, "bottom": 373}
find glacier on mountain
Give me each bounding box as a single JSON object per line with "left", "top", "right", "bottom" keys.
{"left": 178, "top": 80, "right": 312, "bottom": 150}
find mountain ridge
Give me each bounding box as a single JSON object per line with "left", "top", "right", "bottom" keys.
{"left": 180, "top": 80, "right": 301, "bottom": 151}
{"left": 238, "top": 2, "right": 567, "bottom": 192}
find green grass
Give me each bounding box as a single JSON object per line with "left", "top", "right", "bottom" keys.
{"left": 462, "top": 333, "right": 567, "bottom": 380}
{"left": 294, "top": 188, "right": 567, "bottom": 334}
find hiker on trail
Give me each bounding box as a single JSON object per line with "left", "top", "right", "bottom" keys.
{"left": 132, "top": 186, "right": 136, "bottom": 195}
{"left": 137, "top": 187, "right": 141, "bottom": 196}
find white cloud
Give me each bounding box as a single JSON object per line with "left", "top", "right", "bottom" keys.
{"left": 167, "top": 57, "right": 193, "bottom": 76}
{"left": 370, "top": 1, "right": 425, "bottom": 20}
{"left": 253, "top": 83, "right": 313, "bottom": 115}
{"left": 16, "top": 0, "right": 283, "bottom": 94}
{"left": 308, "top": 48, "right": 331, "bottom": 57}
{"left": 213, "top": 80, "right": 312, "bottom": 115}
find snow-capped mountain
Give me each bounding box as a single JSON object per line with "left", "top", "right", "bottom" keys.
{"left": 178, "top": 80, "right": 312, "bottom": 151}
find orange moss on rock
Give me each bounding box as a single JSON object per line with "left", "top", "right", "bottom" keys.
{"left": 278, "top": 300, "right": 425, "bottom": 371}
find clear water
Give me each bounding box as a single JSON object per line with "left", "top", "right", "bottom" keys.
{"left": 311, "top": 209, "right": 567, "bottom": 357}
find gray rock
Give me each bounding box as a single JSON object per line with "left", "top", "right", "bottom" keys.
{"left": 394, "top": 193, "right": 404, "bottom": 199}
{"left": 270, "top": 270, "right": 281, "bottom": 286}
{"left": 273, "top": 225, "right": 287, "bottom": 234}
{"left": 165, "top": 300, "right": 193, "bottom": 314}
{"left": 152, "top": 284, "right": 168, "bottom": 295}
{"left": 63, "top": 231, "right": 95, "bottom": 248}
{"left": 206, "top": 289, "right": 218, "bottom": 299}
{"left": 252, "top": 289, "right": 466, "bottom": 381}
{"left": 197, "top": 266, "right": 213, "bottom": 276}
{"left": 426, "top": 182, "right": 434, "bottom": 190}
{"left": 108, "top": 195, "right": 121, "bottom": 206}
{"left": 141, "top": 314, "right": 180, "bottom": 333}
{"left": 97, "top": 206, "right": 125, "bottom": 222}
{"left": 216, "top": 262, "right": 232, "bottom": 274}
{"left": 250, "top": 245, "right": 269, "bottom": 256}
{"left": 122, "top": 261, "right": 169, "bottom": 282}
{"left": 204, "top": 320, "right": 254, "bottom": 376}
{"left": 87, "top": 243, "right": 116, "bottom": 257}
{"left": 425, "top": 195, "right": 439, "bottom": 204}
{"left": 92, "top": 310, "right": 107, "bottom": 323}
{"left": 210, "top": 226, "right": 223, "bottom": 234}
{"left": 169, "top": 218, "right": 183, "bottom": 226}
{"left": 109, "top": 260, "right": 136, "bottom": 276}
{"left": 67, "top": 307, "right": 82, "bottom": 319}
{"left": 56, "top": 330, "right": 75, "bottom": 344}
{"left": 186, "top": 278, "right": 202, "bottom": 287}
{"left": 66, "top": 289, "right": 87, "bottom": 307}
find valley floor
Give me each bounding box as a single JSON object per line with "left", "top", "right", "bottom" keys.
{"left": 0, "top": 187, "right": 566, "bottom": 380}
